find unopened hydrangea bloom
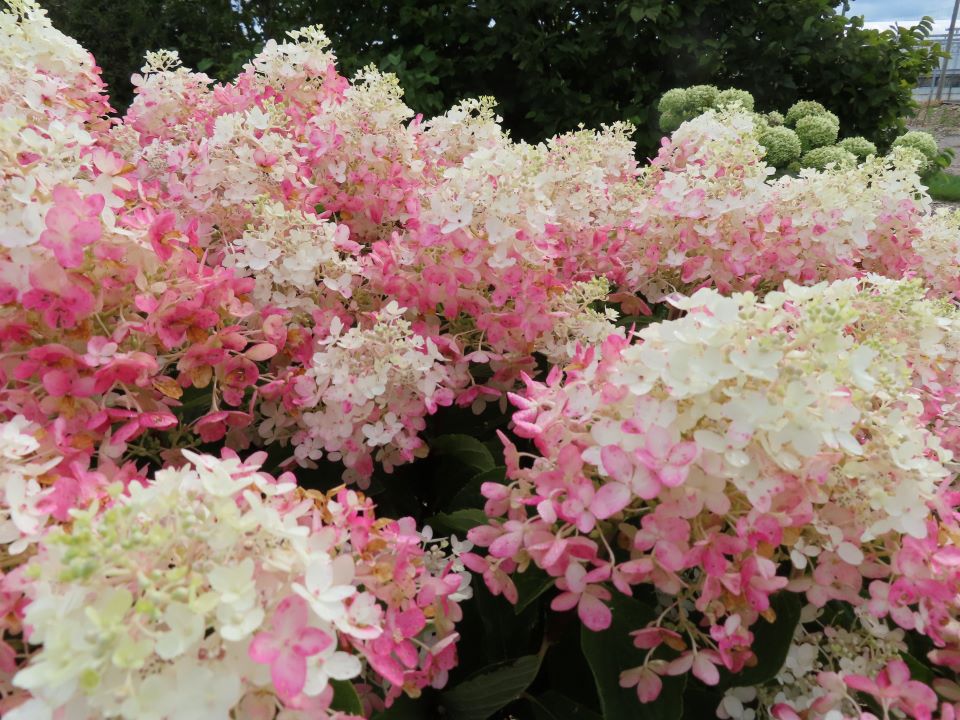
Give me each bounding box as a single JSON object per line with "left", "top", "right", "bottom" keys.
{"left": 11, "top": 452, "right": 468, "bottom": 719}
{"left": 837, "top": 135, "right": 878, "bottom": 161}
{"left": 795, "top": 114, "right": 839, "bottom": 153}
{"left": 469, "top": 276, "right": 960, "bottom": 700}
{"left": 784, "top": 100, "right": 829, "bottom": 128}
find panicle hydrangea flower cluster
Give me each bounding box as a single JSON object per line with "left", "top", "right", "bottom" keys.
{"left": 8, "top": 451, "right": 469, "bottom": 720}
{"left": 468, "top": 276, "right": 960, "bottom": 711}
{"left": 4, "top": 0, "right": 960, "bottom": 715}
{"left": 284, "top": 303, "right": 461, "bottom": 483}
{"left": 618, "top": 108, "right": 960, "bottom": 303}
{"left": 718, "top": 606, "right": 921, "bottom": 719}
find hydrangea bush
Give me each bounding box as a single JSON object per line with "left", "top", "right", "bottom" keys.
{"left": 658, "top": 86, "right": 949, "bottom": 176}
{"left": 2, "top": 1, "right": 960, "bottom": 718}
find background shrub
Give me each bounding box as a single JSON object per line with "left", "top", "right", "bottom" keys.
{"left": 41, "top": 0, "right": 943, "bottom": 151}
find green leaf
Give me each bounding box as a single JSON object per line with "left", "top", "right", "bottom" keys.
{"left": 720, "top": 592, "right": 801, "bottom": 688}
{"left": 429, "top": 434, "right": 495, "bottom": 473}
{"left": 527, "top": 690, "right": 603, "bottom": 720}
{"left": 513, "top": 566, "right": 555, "bottom": 615}
{"left": 446, "top": 466, "right": 505, "bottom": 511}
{"left": 373, "top": 695, "right": 433, "bottom": 719}
{"left": 901, "top": 652, "right": 935, "bottom": 684}
{"left": 581, "top": 592, "right": 685, "bottom": 720}
{"left": 428, "top": 508, "right": 488, "bottom": 534}
{"left": 330, "top": 679, "right": 363, "bottom": 715}
{"left": 630, "top": 6, "right": 646, "bottom": 22}
{"left": 441, "top": 655, "right": 543, "bottom": 720}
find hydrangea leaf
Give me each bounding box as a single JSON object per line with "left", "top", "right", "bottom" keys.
{"left": 580, "top": 591, "right": 685, "bottom": 720}
{"left": 330, "top": 679, "right": 364, "bottom": 715}
{"left": 440, "top": 654, "right": 542, "bottom": 720}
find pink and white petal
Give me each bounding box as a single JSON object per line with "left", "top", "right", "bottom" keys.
{"left": 642, "top": 426, "right": 672, "bottom": 462}
{"left": 271, "top": 650, "right": 308, "bottom": 702}
{"left": 248, "top": 632, "right": 282, "bottom": 664}
{"left": 600, "top": 445, "right": 633, "bottom": 483}
{"left": 293, "top": 627, "right": 333, "bottom": 657}
{"left": 489, "top": 531, "right": 524, "bottom": 558}
{"left": 578, "top": 592, "right": 612, "bottom": 631}
{"left": 630, "top": 466, "right": 662, "bottom": 500}
{"left": 667, "top": 441, "right": 698, "bottom": 467}
{"left": 590, "top": 482, "right": 632, "bottom": 520}
{"left": 325, "top": 652, "right": 362, "bottom": 681}
{"left": 274, "top": 595, "right": 310, "bottom": 641}
{"left": 665, "top": 653, "right": 694, "bottom": 676}
{"left": 636, "top": 668, "right": 663, "bottom": 703}
{"left": 550, "top": 591, "right": 581, "bottom": 613}
{"left": 692, "top": 653, "right": 720, "bottom": 685}
{"left": 658, "top": 464, "right": 690, "bottom": 488}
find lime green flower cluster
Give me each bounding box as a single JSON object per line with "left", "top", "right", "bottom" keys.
{"left": 658, "top": 85, "right": 755, "bottom": 132}
{"left": 782, "top": 101, "right": 855, "bottom": 171}
{"left": 784, "top": 100, "right": 828, "bottom": 126}
{"left": 891, "top": 130, "right": 939, "bottom": 174}
{"left": 800, "top": 145, "right": 858, "bottom": 171}
{"left": 758, "top": 126, "right": 802, "bottom": 167}
{"left": 795, "top": 114, "right": 839, "bottom": 152}
{"left": 766, "top": 110, "right": 785, "bottom": 126}
{"left": 838, "top": 136, "right": 879, "bottom": 161}
{"left": 658, "top": 88, "right": 940, "bottom": 176}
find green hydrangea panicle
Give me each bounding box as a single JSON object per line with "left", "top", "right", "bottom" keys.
{"left": 759, "top": 125, "right": 802, "bottom": 168}
{"left": 801, "top": 145, "right": 857, "bottom": 171}
{"left": 716, "top": 88, "right": 755, "bottom": 112}
{"left": 887, "top": 144, "right": 930, "bottom": 174}
{"left": 838, "top": 135, "right": 878, "bottom": 160}
{"left": 891, "top": 130, "right": 939, "bottom": 174}
{"left": 796, "top": 114, "right": 840, "bottom": 152}
{"left": 766, "top": 110, "right": 785, "bottom": 126}
{"left": 657, "top": 87, "right": 688, "bottom": 115}
{"left": 785, "top": 99, "right": 828, "bottom": 127}
{"left": 683, "top": 84, "right": 720, "bottom": 114}
{"left": 660, "top": 109, "right": 683, "bottom": 132}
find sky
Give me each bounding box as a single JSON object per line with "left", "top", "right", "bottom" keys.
{"left": 852, "top": 0, "right": 957, "bottom": 23}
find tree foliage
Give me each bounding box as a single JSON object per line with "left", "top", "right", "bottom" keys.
{"left": 41, "top": 0, "right": 941, "bottom": 154}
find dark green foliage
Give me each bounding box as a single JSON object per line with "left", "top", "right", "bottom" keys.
{"left": 41, "top": 0, "right": 256, "bottom": 109}
{"left": 42, "top": 1, "right": 942, "bottom": 152}
{"left": 580, "top": 592, "right": 686, "bottom": 720}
